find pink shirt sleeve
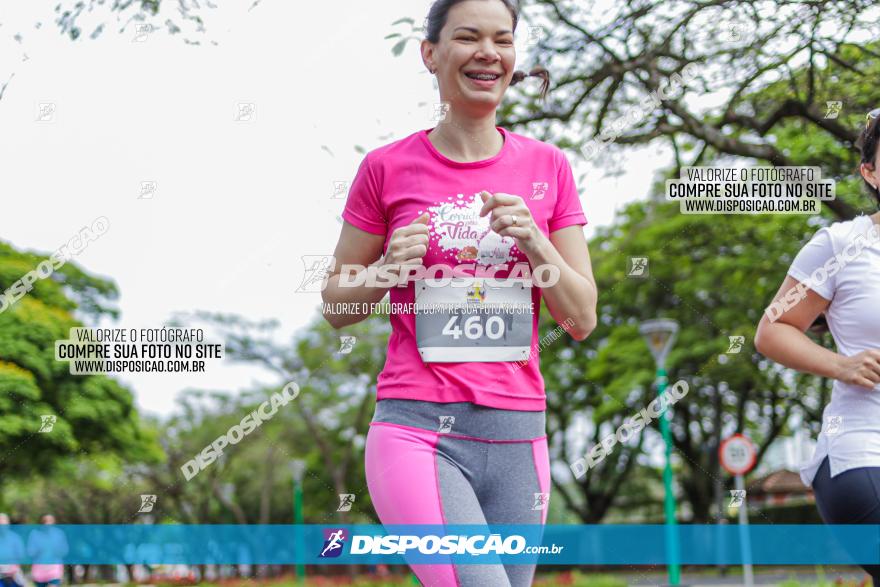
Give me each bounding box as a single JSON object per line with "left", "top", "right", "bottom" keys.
{"left": 341, "top": 154, "right": 386, "bottom": 235}
{"left": 549, "top": 149, "right": 588, "bottom": 232}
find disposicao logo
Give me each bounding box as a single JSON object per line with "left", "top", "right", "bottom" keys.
{"left": 319, "top": 529, "right": 347, "bottom": 558}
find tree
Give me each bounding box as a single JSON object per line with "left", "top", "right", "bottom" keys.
{"left": 180, "top": 310, "right": 392, "bottom": 524}
{"left": 384, "top": 1, "right": 880, "bottom": 522}
{"left": 0, "top": 240, "right": 161, "bottom": 483}
{"left": 500, "top": 0, "right": 880, "bottom": 221}
{"left": 1, "top": 0, "right": 229, "bottom": 102}
{"left": 51, "top": 0, "right": 215, "bottom": 43}
{"left": 541, "top": 197, "right": 836, "bottom": 522}
{"left": 390, "top": 0, "right": 880, "bottom": 219}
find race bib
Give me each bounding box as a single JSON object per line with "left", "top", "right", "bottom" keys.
{"left": 414, "top": 277, "right": 533, "bottom": 362}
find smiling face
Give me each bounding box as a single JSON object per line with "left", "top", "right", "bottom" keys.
{"left": 422, "top": 0, "right": 516, "bottom": 114}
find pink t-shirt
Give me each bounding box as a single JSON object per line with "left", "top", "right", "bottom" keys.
{"left": 31, "top": 564, "right": 63, "bottom": 583}
{"left": 28, "top": 525, "right": 66, "bottom": 582}
{"left": 341, "top": 126, "right": 588, "bottom": 411}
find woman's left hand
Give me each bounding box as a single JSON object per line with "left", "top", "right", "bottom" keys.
{"left": 478, "top": 190, "right": 545, "bottom": 255}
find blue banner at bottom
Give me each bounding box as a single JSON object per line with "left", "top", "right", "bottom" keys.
{"left": 4, "top": 524, "right": 880, "bottom": 565}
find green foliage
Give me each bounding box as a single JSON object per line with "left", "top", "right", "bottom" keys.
{"left": 0, "top": 240, "right": 161, "bottom": 485}
{"left": 736, "top": 40, "right": 880, "bottom": 214}
{"left": 160, "top": 310, "right": 393, "bottom": 523}
{"left": 50, "top": 0, "right": 209, "bottom": 43}
{"left": 4, "top": 451, "right": 157, "bottom": 523}
{"left": 543, "top": 197, "right": 836, "bottom": 521}
{"left": 537, "top": 38, "right": 880, "bottom": 525}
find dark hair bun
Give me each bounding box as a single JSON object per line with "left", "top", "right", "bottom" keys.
{"left": 510, "top": 67, "right": 550, "bottom": 101}
{"left": 857, "top": 115, "right": 880, "bottom": 209}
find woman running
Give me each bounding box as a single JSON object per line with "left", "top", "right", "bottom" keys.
{"left": 321, "top": 1, "right": 597, "bottom": 585}
{"left": 755, "top": 110, "right": 880, "bottom": 583}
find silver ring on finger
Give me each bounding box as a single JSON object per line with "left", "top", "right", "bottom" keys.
{"left": 511, "top": 214, "right": 518, "bottom": 226}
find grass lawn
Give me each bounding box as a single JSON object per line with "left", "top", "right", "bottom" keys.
{"left": 151, "top": 567, "right": 869, "bottom": 586}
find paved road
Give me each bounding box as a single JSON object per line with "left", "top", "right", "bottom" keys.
{"left": 619, "top": 567, "right": 868, "bottom": 586}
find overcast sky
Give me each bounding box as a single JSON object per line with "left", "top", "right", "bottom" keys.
{"left": 0, "top": 0, "right": 668, "bottom": 417}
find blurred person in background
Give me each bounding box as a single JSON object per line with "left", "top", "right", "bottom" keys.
{"left": 0, "top": 514, "right": 25, "bottom": 587}
{"left": 27, "top": 515, "right": 68, "bottom": 587}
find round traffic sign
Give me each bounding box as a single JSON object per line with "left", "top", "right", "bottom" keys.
{"left": 719, "top": 433, "right": 756, "bottom": 475}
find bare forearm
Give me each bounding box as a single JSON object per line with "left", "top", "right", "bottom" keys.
{"left": 524, "top": 233, "right": 597, "bottom": 340}
{"left": 756, "top": 322, "right": 844, "bottom": 380}
{"left": 321, "top": 258, "right": 392, "bottom": 328}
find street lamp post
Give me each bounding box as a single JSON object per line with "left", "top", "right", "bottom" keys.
{"left": 219, "top": 482, "right": 235, "bottom": 503}
{"left": 290, "top": 459, "right": 306, "bottom": 585}
{"left": 218, "top": 484, "right": 241, "bottom": 579}
{"left": 639, "top": 319, "right": 681, "bottom": 586}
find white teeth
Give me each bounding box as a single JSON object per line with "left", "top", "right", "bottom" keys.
{"left": 467, "top": 73, "right": 499, "bottom": 80}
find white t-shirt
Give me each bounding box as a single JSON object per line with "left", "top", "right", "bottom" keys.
{"left": 788, "top": 214, "right": 880, "bottom": 486}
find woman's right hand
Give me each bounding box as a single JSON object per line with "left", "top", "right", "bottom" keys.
{"left": 380, "top": 212, "right": 430, "bottom": 278}
{"left": 835, "top": 349, "right": 880, "bottom": 390}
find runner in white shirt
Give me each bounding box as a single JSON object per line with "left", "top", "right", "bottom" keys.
{"left": 755, "top": 109, "right": 880, "bottom": 583}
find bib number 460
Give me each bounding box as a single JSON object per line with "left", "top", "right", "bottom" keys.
{"left": 441, "top": 315, "right": 505, "bottom": 340}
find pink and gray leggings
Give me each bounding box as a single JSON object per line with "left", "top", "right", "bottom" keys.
{"left": 365, "top": 398, "right": 550, "bottom": 587}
